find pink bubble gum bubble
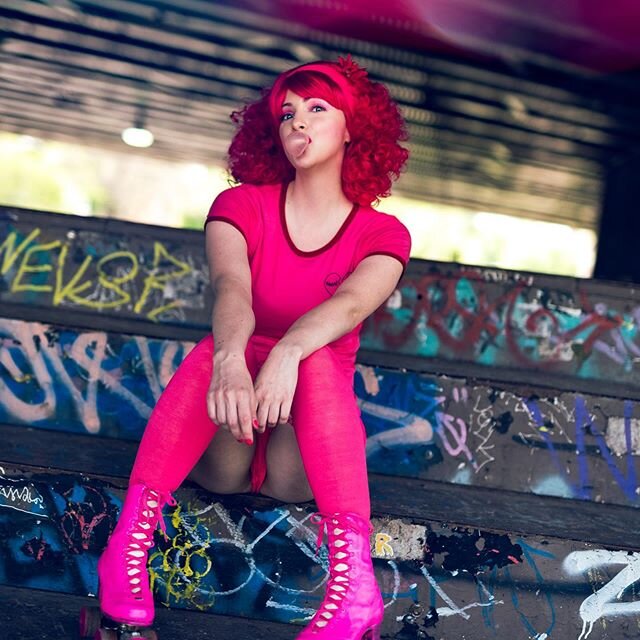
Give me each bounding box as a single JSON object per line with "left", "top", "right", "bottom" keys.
{"left": 289, "top": 132, "right": 309, "bottom": 157}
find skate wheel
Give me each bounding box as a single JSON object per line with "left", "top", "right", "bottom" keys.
{"left": 121, "top": 631, "right": 157, "bottom": 640}
{"left": 94, "top": 629, "right": 117, "bottom": 640}
{"left": 79, "top": 607, "right": 101, "bottom": 638}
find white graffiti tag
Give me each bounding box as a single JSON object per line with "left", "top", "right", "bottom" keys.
{"left": 0, "top": 467, "right": 47, "bottom": 516}
{"left": 0, "top": 318, "right": 193, "bottom": 433}
{"left": 564, "top": 549, "right": 640, "bottom": 640}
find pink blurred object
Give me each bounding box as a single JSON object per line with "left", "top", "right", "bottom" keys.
{"left": 266, "top": 0, "right": 640, "bottom": 72}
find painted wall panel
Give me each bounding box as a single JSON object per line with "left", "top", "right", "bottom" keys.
{"left": 0, "top": 466, "right": 637, "bottom": 639}
{"left": 4, "top": 208, "right": 640, "bottom": 389}
{"left": 363, "top": 265, "right": 640, "bottom": 387}
{"left": 2, "top": 317, "right": 639, "bottom": 507}
{"left": 0, "top": 208, "right": 210, "bottom": 325}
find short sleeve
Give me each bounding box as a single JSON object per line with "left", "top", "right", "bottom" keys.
{"left": 358, "top": 214, "right": 412, "bottom": 271}
{"left": 204, "top": 185, "right": 261, "bottom": 257}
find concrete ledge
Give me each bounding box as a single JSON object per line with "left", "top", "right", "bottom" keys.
{"left": 1, "top": 464, "right": 640, "bottom": 639}
{"left": 2, "top": 427, "right": 639, "bottom": 550}
{"left": 0, "top": 584, "right": 298, "bottom": 640}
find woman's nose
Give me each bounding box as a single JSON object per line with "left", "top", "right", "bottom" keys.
{"left": 292, "top": 115, "right": 306, "bottom": 130}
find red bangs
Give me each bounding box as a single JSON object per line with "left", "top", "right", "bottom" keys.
{"left": 269, "top": 71, "right": 351, "bottom": 125}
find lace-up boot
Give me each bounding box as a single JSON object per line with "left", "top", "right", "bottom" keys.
{"left": 297, "top": 512, "right": 384, "bottom": 639}
{"left": 97, "top": 483, "right": 176, "bottom": 626}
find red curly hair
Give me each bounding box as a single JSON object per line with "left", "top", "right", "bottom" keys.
{"left": 227, "top": 56, "right": 409, "bottom": 206}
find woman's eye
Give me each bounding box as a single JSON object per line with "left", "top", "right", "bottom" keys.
{"left": 280, "top": 112, "right": 293, "bottom": 121}
{"left": 310, "top": 104, "right": 326, "bottom": 112}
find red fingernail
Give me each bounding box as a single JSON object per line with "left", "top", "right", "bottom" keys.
{"left": 252, "top": 419, "right": 259, "bottom": 428}
{"left": 244, "top": 438, "right": 253, "bottom": 445}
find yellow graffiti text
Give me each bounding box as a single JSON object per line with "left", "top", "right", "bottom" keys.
{"left": 2, "top": 228, "right": 194, "bottom": 319}
{"left": 134, "top": 242, "right": 190, "bottom": 318}
{"left": 375, "top": 533, "right": 394, "bottom": 558}
{"left": 1, "top": 229, "right": 42, "bottom": 275}
{"left": 11, "top": 240, "right": 62, "bottom": 293}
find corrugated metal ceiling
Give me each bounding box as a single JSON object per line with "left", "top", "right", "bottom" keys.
{"left": 1, "top": 0, "right": 639, "bottom": 229}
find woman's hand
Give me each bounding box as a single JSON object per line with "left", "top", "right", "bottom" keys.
{"left": 254, "top": 344, "right": 303, "bottom": 431}
{"left": 208, "top": 352, "right": 257, "bottom": 444}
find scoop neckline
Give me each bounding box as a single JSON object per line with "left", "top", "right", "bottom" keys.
{"left": 279, "top": 181, "right": 359, "bottom": 257}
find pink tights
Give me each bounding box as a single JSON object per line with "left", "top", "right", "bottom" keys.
{"left": 129, "top": 334, "right": 371, "bottom": 520}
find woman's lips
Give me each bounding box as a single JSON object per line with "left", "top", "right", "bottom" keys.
{"left": 288, "top": 131, "right": 311, "bottom": 157}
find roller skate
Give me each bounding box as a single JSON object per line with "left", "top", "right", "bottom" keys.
{"left": 296, "top": 512, "right": 384, "bottom": 639}
{"left": 79, "top": 483, "right": 175, "bottom": 639}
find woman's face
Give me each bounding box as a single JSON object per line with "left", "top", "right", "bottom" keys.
{"left": 278, "top": 90, "right": 350, "bottom": 170}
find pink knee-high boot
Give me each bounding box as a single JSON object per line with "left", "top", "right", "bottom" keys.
{"left": 97, "top": 484, "right": 176, "bottom": 626}
{"left": 291, "top": 347, "right": 383, "bottom": 638}
{"left": 298, "top": 512, "right": 383, "bottom": 640}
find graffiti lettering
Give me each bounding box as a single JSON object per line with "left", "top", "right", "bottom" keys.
{"left": 0, "top": 482, "right": 44, "bottom": 510}
{"left": 0, "top": 467, "right": 46, "bottom": 516}
{"left": 375, "top": 533, "right": 394, "bottom": 558}
{"left": 564, "top": 549, "right": 640, "bottom": 640}
{"left": 1, "top": 228, "right": 206, "bottom": 321}
{"left": 0, "top": 318, "right": 192, "bottom": 434}
{"left": 362, "top": 269, "right": 640, "bottom": 386}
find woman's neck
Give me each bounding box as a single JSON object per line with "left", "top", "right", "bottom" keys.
{"left": 288, "top": 170, "right": 351, "bottom": 220}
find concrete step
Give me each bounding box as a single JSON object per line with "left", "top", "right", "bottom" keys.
{"left": 1, "top": 427, "right": 639, "bottom": 550}
{"left": 3, "top": 205, "right": 640, "bottom": 395}
{"left": 1, "top": 462, "right": 639, "bottom": 639}
{"left": 4, "top": 207, "right": 640, "bottom": 639}
{"left": 2, "top": 315, "right": 639, "bottom": 509}
{"left": 0, "top": 584, "right": 298, "bottom": 640}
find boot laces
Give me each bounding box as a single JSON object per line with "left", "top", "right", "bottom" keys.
{"left": 125, "top": 488, "right": 176, "bottom": 598}
{"left": 309, "top": 513, "right": 371, "bottom": 630}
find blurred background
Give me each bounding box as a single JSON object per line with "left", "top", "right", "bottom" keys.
{"left": 1, "top": 0, "right": 639, "bottom": 279}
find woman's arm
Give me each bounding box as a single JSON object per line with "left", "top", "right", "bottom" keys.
{"left": 207, "top": 221, "right": 255, "bottom": 354}
{"left": 253, "top": 254, "right": 403, "bottom": 429}
{"left": 206, "top": 221, "right": 257, "bottom": 442}
{"left": 278, "top": 254, "right": 404, "bottom": 359}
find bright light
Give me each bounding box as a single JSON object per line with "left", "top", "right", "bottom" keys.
{"left": 381, "top": 194, "right": 597, "bottom": 278}
{"left": 121, "top": 126, "right": 154, "bottom": 148}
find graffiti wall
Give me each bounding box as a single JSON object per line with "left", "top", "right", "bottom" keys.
{"left": 0, "top": 317, "right": 195, "bottom": 438}
{"left": 362, "top": 264, "right": 640, "bottom": 387}
{"left": 2, "top": 317, "right": 639, "bottom": 507}
{"left": 4, "top": 207, "right": 640, "bottom": 389}
{"left": 0, "top": 208, "right": 210, "bottom": 324}
{"left": 357, "top": 365, "right": 640, "bottom": 507}
{"left": 0, "top": 465, "right": 638, "bottom": 639}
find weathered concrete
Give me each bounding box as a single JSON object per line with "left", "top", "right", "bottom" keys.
{"left": 0, "top": 207, "right": 210, "bottom": 325}
{"left": 4, "top": 207, "right": 640, "bottom": 638}
{"left": 5, "top": 206, "right": 640, "bottom": 394}
{"left": 1, "top": 464, "right": 639, "bottom": 639}
{"left": 2, "top": 316, "right": 640, "bottom": 508}
{"left": 0, "top": 584, "right": 298, "bottom": 640}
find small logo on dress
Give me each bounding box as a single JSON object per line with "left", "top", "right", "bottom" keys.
{"left": 324, "top": 270, "right": 353, "bottom": 294}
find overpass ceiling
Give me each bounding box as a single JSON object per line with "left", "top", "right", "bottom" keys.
{"left": 1, "top": 0, "right": 639, "bottom": 229}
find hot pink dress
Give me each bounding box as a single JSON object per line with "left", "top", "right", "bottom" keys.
{"left": 205, "top": 181, "right": 411, "bottom": 491}
{"left": 206, "top": 181, "right": 411, "bottom": 370}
